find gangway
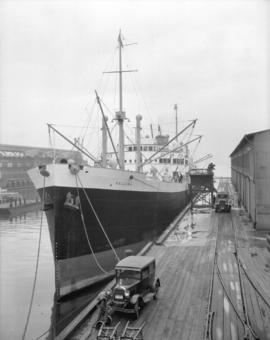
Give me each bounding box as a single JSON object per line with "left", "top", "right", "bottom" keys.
{"left": 120, "top": 321, "right": 145, "bottom": 340}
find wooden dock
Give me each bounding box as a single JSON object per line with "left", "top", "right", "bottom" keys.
{"left": 69, "top": 203, "right": 270, "bottom": 340}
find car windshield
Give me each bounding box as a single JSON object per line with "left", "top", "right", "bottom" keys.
{"left": 116, "top": 269, "right": 141, "bottom": 283}
{"left": 117, "top": 277, "right": 139, "bottom": 285}
{"left": 218, "top": 194, "right": 228, "bottom": 199}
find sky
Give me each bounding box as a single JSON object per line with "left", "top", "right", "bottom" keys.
{"left": 0, "top": 0, "right": 269, "bottom": 176}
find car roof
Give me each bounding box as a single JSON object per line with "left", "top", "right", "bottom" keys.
{"left": 115, "top": 256, "right": 155, "bottom": 270}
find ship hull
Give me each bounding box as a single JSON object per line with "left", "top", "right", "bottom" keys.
{"left": 29, "top": 164, "right": 189, "bottom": 298}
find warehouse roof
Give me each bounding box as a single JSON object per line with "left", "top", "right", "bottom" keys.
{"left": 230, "top": 129, "right": 270, "bottom": 157}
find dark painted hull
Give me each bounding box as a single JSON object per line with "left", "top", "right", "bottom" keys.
{"left": 39, "top": 185, "right": 189, "bottom": 297}
{"left": 28, "top": 163, "right": 190, "bottom": 297}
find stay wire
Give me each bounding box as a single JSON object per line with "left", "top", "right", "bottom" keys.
{"left": 81, "top": 47, "right": 117, "bottom": 142}
{"left": 124, "top": 51, "right": 154, "bottom": 125}
{"left": 35, "top": 328, "right": 50, "bottom": 340}
{"left": 22, "top": 177, "right": 46, "bottom": 340}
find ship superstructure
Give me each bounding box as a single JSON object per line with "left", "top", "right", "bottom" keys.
{"left": 108, "top": 134, "right": 190, "bottom": 176}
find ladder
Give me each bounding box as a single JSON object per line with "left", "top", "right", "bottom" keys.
{"left": 120, "top": 321, "right": 145, "bottom": 340}
{"left": 96, "top": 322, "right": 120, "bottom": 340}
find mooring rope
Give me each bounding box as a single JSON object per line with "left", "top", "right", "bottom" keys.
{"left": 76, "top": 174, "right": 120, "bottom": 263}
{"left": 74, "top": 176, "right": 111, "bottom": 274}
{"left": 34, "top": 328, "right": 50, "bottom": 340}
{"left": 22, "top": 177, "right": 46, "bottom": 340}
{"left": 74, "top": 175, "right": 109, "bottom": 273}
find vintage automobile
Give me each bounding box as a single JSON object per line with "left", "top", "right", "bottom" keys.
{"left": 97, "top": 256, "right": 160, "bottom": 322}
{"left": 214, "top": 191, "right": 232, "bottom": 213}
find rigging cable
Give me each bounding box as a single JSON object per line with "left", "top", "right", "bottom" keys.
{"left": 35, "top": 328, "right": 50, "bottom": 340}
{"left": 99, "top": 96, "right": 118, "bottom": 119}
{"left": 80, "top": 47, "right": 117, "bottom": 142}
{"left": 80, "top": 99, "right": 98, "bottom": 144}
{"left": 189, "top": 137, "right": 201, "bottom": 160}
{"left": 125, "top": 51, "right": 154, "bottom": 125}
{"left": 76, "top": 174, "right": 120, "bottom": 263}
{"left": 22, "top": 177, "right": 46, "bottom": 340}
{"left": 48, "top": 127, "right": 56, "bottom": 163}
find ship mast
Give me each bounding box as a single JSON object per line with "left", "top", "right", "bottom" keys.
{"left": 116, "top": 33, "right": 126, "bottom": 169}
{"left": 104, "top": 31, "right": 137, "bottom": 170}
{"left": 174, "top": 104, "right": 178, "bottom": 141}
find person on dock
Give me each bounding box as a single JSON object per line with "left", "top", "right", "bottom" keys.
{"left": 179, "top": 172, "right": 183, "bottom": 183}
{"left": 96, "top": 291, "right": 113, "bottom": 328}
{"left": 212, "top": 194, "right": 216, "bottom": 206}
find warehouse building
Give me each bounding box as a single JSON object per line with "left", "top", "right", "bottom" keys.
{"left": 230, "top": 129, "right": 270, "bottom": 230}
{"left": 0, "top": 144, "right": 83, "bottom": 200}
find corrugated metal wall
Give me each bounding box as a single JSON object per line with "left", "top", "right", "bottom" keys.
{"left": 231, "top": 130, "right": 270, "bottom": 230}
{"left": 254, "top": 132, "right": 270, "bottom": 230}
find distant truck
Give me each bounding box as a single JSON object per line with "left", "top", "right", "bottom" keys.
{"left": 214, "top": 192, "right": 232, "bottom": 213}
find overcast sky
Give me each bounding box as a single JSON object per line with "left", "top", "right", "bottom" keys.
{"left": 0, "top": 0, "right": 269, "bottom": 175}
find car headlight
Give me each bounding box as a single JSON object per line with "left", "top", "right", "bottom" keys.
{"left": 124, "top": 290, "right": 130, "bottom": 298}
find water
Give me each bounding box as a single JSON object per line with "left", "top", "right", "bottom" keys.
{"left": 0, "top": 211, "right": 54, "bottom": 340}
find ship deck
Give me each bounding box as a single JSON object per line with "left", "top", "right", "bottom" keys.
{"left": 66, "top": 194, "right": 270, "bottom": 340}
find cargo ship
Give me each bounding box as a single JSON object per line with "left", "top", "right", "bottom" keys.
{"left": 28, "top": 33, "right": 195, "bottom": 299}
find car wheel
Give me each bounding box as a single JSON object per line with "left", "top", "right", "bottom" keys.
{"left": 134, "top": 300, "right": 140, "bottom": 319}
{"left": 153, "top": 279, "right": 160, "bottom": 299}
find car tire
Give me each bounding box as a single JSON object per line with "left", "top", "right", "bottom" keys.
{"left": 134, "top": 300, "right": 140, "bottom": 319}
{"left": 153, "top": 279, "right": 160, "bottom": 299}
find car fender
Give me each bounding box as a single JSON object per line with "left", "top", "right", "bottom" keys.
{"left": 130, "top": 294, "right": 141, "bottom": 305}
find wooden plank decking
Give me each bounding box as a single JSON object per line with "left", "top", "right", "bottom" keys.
{"left": 70, "top": 204, "right": 270, "bottom": 340}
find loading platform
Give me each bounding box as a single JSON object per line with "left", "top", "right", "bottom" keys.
{"left": 68, "top": 183, "right": 270, "bottom": 340}
{"left": 189, "top": 168, "right": 214, "bottom": 208}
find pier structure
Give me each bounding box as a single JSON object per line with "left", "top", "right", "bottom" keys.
{"left": 58, "top": 180, "right": 270, "bottom": 340}
{"left": 230, "top": 129, "right": 270, "bottom": 230}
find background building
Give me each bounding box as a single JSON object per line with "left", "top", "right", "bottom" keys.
{"left": 230, "top": 129, "right": 270, "bottom": 230}
{"left": 0, "top": 144, "right": 83, "bottom": 201}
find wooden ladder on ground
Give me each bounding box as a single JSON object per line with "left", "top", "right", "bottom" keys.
{"left": 120, "top": 321, "right": 145, "bottom": 340}
{"left": 96, "top": 321, "right": 120, "bottom": 340}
